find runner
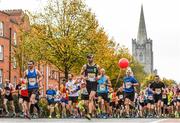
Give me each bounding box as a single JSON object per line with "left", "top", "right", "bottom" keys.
{"left": 24, "top": 60, "right": 43, "bottom": 118}
{"left": 2, "top": 79, "right": 16, "bottom": 117}
{"left": 97, "top": 68, "right": 111, "bottom": 118}
{"left": 116, "top": 86, "right": 124, "bottom": 118}
{"left": 19, "top": 78, "right": 30, "bottom": 118}
{"left": 150, "top": 75, "right": 165, "bottom": 118}
{"left": 66, "top": 73, "right": 80, "bottom": 118}
{"left": 145, "top": 84, "right": 155, "bottom": 117}
{"left": 80, "top": 54, "right": 100, "bottom": 120}
{"left": 78, "top": 78, "right": 89, "bottom": 118}
{"left": 15, "top": 78, "right": 24, "bottom": 117}
{"left": 46, "top": 85, "right": 56, "bottom": 118}
{"left": 123, "top": 68, "right": 139, "bottom": 118}
{"left": 138, "top": 91, "right": 147, "bottom": 118}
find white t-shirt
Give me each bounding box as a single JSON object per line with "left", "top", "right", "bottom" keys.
{"left": 66, "top": 80, "right": 79, "bottom": 97}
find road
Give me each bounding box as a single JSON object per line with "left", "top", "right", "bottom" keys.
{"left": 0, "top": 118, "right": 180, "bottom": 123}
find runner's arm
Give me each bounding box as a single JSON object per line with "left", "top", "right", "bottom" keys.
{"left": 80, "top": 65, "right": 87, "bottom": 80}
{"left": 37, "top": 69, "right": 43, "bottom": 89}
{"left": 107, "top": 76, "right": 112, "bottom": 87}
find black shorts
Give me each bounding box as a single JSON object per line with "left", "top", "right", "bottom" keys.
{"left": 69, "top": 96, "right": 78, "bottom": 103}
{"left": 123, "top": 91, "right": 135, "bottom": 102}
{"left": 153, "top": 94, "right": 162, "bottom": 103}
{"left": 118, "top": 100, "right": 124, "bottom": 106}
{"left": 28, "top": 89, "right": 39, "bottom": 101}
{"left": 48, "top": 100, "right": 55, "bottom": 105}
{"left": 147, "top": 99, "right": 154, "bottom": 104}
{"left": 5, "top": 94, "right": 13, "bottom": 101}
{"left": 110, "top": 102, "right": 116, "bottom": 108}
{"left": 81, "top": 94, "right": 89, "bottom": 100}
{"left": 86, "top": 81, "right": 97, "bottom": 94}
{"left": 97, "top": 93, "right": 109, "bottom": 102}
{"left": 162, "top": 98, "right": 168, "bottom": 105}
{"left": 20, "top": 96, "right": 29, "bottom": 102}
{"left": 139, "top": 102, "right": 146, "bottom": 107}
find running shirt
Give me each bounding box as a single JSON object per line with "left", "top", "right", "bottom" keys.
{"left": 26, "top": 69, "right": 38, "bottom": 90}
{"left": 60, "top": 84, "right": 67, "bottom": 97}
{"left": 66, "top": 80, "right": 79, "bottom": 97}
{"left": 109, "top": 92, "right": 116, "bottom": 102}
{"left": 123, "top": 76, "right": 138, "bottom": 93}
{"left": 80, "top": 87, "right": 89, "bottom": 95}
{"left": 150, "top": 82, "right": 165, "bottom": 95}
{"left": 116, "top": 91, "right": 124, "bottom": 100}
{"left": 162, "top": 93, "right": 168, "bottom": 100}
{"left": 177, "top": 94, "right": 180, "bottom": 101}
{"left": 16, "top": 84, "right": 21, "bottom": 97}
{"left": 4, "top": 83, "right": 13, "bottom": 96}
{"left": 168, "top": 91, "right": 173, "bottom": 105}
{"left": 20, "top": 81, "right": 28, "bottom": 97}
{"left": 84, "top": 64, "right": 98, "bottom": 83}
{"left": 146, "top": 88, "right": 154, "bottom": 100}
{"left": 139, "top": 95, "right": 146, "bottom": 103}
{"left": 46, "top": 89, "right": 56, "bottom": 103}
{"left": 97, "top": 75, "right": 108, "bottom": 93}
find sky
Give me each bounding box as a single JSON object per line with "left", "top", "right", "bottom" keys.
{"left": 0, "top": 0, "right": 180, "bottom": 83}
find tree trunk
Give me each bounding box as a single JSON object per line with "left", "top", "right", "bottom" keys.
{"left": 58, "top": 72, "right": 61, "bottom": 90}
{"left": 64, "top": 66, "right": 69, "bottom": 82}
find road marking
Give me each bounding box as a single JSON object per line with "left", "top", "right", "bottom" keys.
{"left": 150, "top": 119, "right": 166, "bottom": 123}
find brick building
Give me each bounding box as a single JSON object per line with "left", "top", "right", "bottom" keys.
{"left": 0, "top": 9, "right": 63, "bottom": 93}
{"left": 0, "top": 9, "right": 29, "bottom": 87}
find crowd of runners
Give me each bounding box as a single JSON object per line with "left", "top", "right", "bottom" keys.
{"left": 0, "top": 54, "right": 180, "bottom": 119}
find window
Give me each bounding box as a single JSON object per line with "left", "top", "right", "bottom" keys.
{"left": 13, "top": 32, "right": 17, "bottom": 45}
{"left": 0, "top": 21, "right": 3, "bottom": 36}
{"left": 13, "top": 57, "right": 17, "bottom": 68}
{"left": 139, "top": 52, "right": 144, "bottom": 62}
{"left": 0, "top": 45, "right": 4, "bottom": 60}
{"left": 0, "top": 69, "right": 2, "bottom": 85}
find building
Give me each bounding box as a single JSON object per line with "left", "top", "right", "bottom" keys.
{"left": 0, "top": 9, "right": 63, "bottom": 93}
{"left": 132, "top": 5, "right": 153, "bottom": 74}
{"left": 0, "top": 9, "right": 30, "bottom": 87}
{"left": 39, "top": 64, "right": 64, "bottom": 95}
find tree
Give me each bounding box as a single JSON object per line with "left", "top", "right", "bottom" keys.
{"left": 19, "top": 0, "right": 116, "bottom": 80}
{"left": 141, "top": 74, "right": 176, "bottom": 89}
{"left": 15, "top": 0, "right": 146, "bottom": 86}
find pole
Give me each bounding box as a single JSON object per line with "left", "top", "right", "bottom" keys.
{"left": 9, "top": 28, "right": 12, "bottom": 81}
{"left": 115, "top": 69, "right": 121, "bottom": 88}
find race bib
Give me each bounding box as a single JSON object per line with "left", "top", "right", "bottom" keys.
{"left": 29, "top": 78, "right": 37, "bottom": 86}
{"left": 140, "top": 98, "right": 144, "bottom": 103}
{"left": 177, "top": 96, "right": 180, "bottom": 100}
{"left": 155, "top": 88, "right": 161, "bottom": 94}
{"left": 119, "top": 95, "right": 123, "bottom": 99}
{"left": 82, "top": 88, "right": 88, "bottom": 95}
{"left": 125, "top": 82, "right": 132, "bottom": 89}
{"left": 100, "top": 84, "right": 106, "bottom": 91}
{"left": 21, "top": 83, "right": 27, "bottom": 90}
{"left": 148, "top": 95, "right": 153, "bottom": 100}
{"left": 87, "top": 73, "right": 96, "bottom": 82}
{"left": 162, "top": 95, "right": 166, "bottom": 99}
{"left": 47, "top": 95, "right": 53, "bottom": 100}
{"left": 6, "top": 90, "right": 10, "bottom": 96}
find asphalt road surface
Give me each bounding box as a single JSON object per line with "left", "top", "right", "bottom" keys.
{"left": 0, "top": 118, "right": 180, "bottom": 123}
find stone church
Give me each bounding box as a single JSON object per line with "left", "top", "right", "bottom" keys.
{"left": 132, "top": 5, "right": 153, "bottom": 74}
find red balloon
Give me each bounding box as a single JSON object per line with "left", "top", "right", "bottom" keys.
{"left": 118, "top": 58, "right": 129, "bottom": 69}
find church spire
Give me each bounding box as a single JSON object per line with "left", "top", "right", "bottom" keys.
{"left": 137, "top": 5, "right": 147, "bottom": 44}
